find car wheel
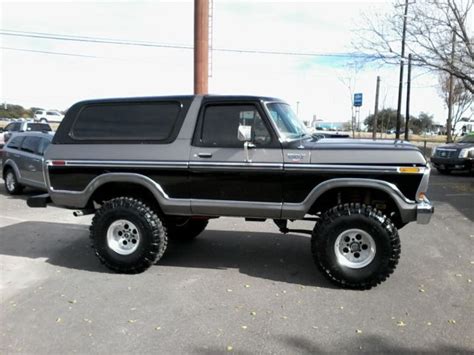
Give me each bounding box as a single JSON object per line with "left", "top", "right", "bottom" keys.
{"left": 166, "top": 217, "right": 208, "bottom": 242}
{"left": 90, "top": 197, "right": 168, "bottom": 273}
{"left": 40, "top": 118, "right": 48, "bottom": 123}
{"left": 4, "top": 169, "right": 24, "bottom": 195}
{"left": 312, "top": 203, "right": 400, "bottom": 290}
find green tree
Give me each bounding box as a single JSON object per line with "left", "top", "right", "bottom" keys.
{"left": 364, "top": 108, "right": 401, "bottom": 132}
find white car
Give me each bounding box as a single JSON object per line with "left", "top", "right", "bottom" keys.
{"left": 34, "top": 110, "right": 64, "bottom": 123}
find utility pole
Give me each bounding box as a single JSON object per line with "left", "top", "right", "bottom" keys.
{"left": 194, "top": 0, "right": 209, "bottom": 95}
{"left": 396, "top": 0, "right": 409, "bottom": 139}
{"left": 372, "top": 76, "right": 380, "bottom": 140}
{"left": 404, "top": 53, "right": 412, "bottom": 141}
{"left": 447, "top": 31, "right": 455, "bottom": 143}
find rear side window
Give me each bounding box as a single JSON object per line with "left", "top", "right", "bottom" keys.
{"left": 27, "top": 123, "right": 52, "bottom": 132}
{"left": 21, "top": 136, "right": 41, "bottom": 154}
{"left": 7, "top": 136, "right": 24, "bottom": 149}
{"left": 72, "top": 102, "right": 182, "bottom": 141}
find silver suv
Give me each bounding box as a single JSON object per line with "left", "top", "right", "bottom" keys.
{"left": 2, "top": 132, "right": 53, "bottom": 194}
{"left": 3, "top": 121, "right": 52, "bottom": 144}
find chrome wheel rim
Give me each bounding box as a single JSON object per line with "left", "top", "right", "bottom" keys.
{"left": 6, "top": 172, "right": 16, "bottom": 192}
{"left": 106, "top": 219, "right": 140, "bottom": 255}
{"left": 334, "top": 229, "right": 376, "bottom": 269}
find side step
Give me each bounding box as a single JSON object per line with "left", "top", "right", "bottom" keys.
{"left": 27, "top": 193, "right": 52, "bottom": 208}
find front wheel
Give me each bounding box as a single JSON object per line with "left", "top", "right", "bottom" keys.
{"left": 90, "top": 197, "right": 168, "bottom": 273}
{"left": 312, "top": 203, "right": 400, "bottom": 290}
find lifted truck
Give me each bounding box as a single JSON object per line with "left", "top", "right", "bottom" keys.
{"left": 27, "top": 95, "right": 433, "bottom": 289}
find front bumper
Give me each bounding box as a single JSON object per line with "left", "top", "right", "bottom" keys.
{"left": 431, "top": 157, "right": 473, "bottom": 171}
{"left": 416, "top": 197, "right": 434, "bottom": 224}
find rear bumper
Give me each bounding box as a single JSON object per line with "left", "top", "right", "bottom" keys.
{"left": 416, "top": 197, "right": 434, "bottom": 224}
{"left": 27, "top": 193, "right": 52, "bottom": 208}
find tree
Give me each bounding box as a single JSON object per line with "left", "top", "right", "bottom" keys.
{"left": 365, "top": 108, "right": 400, "bottom": 132}
{"left": 410, "top": 112, "right": 434, "bottom": 134}
{"left": 356, "top": 0, "right": 474, "bottom": 94}
{"left": 438, "top": 72, "right": 473, "bottom": 134}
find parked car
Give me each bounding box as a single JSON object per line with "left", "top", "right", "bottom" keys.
{"left": 3, "top": 121, "right": 52, "bottom": 143}
{"left": 34, "top": 110, "right": 64, "bottom": 123}
{"left": 1, "top": 132, "right": 53, "bottom": 194}
{"left": 431, "top": 134, "right": 474, "bottom": 174}
{"left": 28, "top": 95, "right": 433, "bottom": 289}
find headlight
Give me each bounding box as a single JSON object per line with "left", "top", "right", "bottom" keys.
{"left": 459, "top": 147, "right": 474, "bottom": 158}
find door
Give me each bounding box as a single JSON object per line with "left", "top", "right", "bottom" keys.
{"left": 19, "top": 136, "right": 44, "bottom": 185}
{"left": 189, "top": 101, "right": 283, "bottom": 217}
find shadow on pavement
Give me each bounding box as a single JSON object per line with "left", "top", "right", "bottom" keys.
{"left": 0, "top": 221, "right": 336, "bottom": 288}
{"left": 194, "top": 334, "right": 472, "bottom": 354}
{"left": 279, "top": 334, "right": 472, "bottom": 354}
{"left": 429, "top": 169, "right": 474, "bottom": 221}
{"left": 163, "top": 229, "right": 337, "bottom": 288}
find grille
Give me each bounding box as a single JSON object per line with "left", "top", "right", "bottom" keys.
{"left": 435, "top": 149, "right": 458, "bottom": 158}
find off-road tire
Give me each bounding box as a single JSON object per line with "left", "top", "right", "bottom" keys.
{"left": 166, "top": 218, "right": 208, "bottom": 242}
{"left": 312, "top": 203, "right": 400, "bottom": 290}
{"left": 4, "top": 168, "right": 24, "bottom": 195}
{"left": 90, "top": 197, "right": 167, "bottom": 273}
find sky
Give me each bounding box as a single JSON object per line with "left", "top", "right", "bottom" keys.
{"left": 0, "top": 0, "right": 448, "bottom": 125}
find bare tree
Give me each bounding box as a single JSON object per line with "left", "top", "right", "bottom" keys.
{"left": 439, "top": 72, "right": 474, "bottom": 133}
{"left": 337, "top": 62, "right": 364, "bottom": 137}
{"left": 356, "top": 0, "right": 474, "bottom": 93}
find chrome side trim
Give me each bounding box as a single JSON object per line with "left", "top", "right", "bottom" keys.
{"left": 47, "top": 160, "right": 189, "bottom": 169}
{"left": 46, "top": 159, "right": 425, "bottom": 174}
{"left": 285, "top": 164, "right": 425, "bottom": 174}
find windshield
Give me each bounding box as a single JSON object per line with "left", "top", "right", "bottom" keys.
{"left": 27, "top": 123, "right": 52, "bottom": 132}
{"left": 266, "top": 102, "right": 308, "bottom": 140}
{"left": 460, "top": 135, "right": 474, "bottom": 143}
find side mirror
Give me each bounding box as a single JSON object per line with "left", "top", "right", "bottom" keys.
{"left": 238, "top": 125, "right": 252, "bottom": 142}
{"left": 0, "top": 127, "right": 4, "bottom": 133}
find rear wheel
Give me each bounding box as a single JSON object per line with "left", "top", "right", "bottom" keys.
{"left": 90, "top": 197, "right": 167, "bottom": 273}
{"left": 4, "top": 169, "right": 24, "bottom": 195}
{"left": 312, "top": 203, "right": 400, "bottom": 290}
{"left": 166, "top": 217, "right": 208, "bottom": 242}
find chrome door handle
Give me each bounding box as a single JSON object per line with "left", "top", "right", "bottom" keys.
{"left": 198, "top": 152, "right": 213, "bottom": 158}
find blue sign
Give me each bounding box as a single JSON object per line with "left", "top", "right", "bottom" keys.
{"left": 353, "top": 93, "right": 363, "bottom": 107}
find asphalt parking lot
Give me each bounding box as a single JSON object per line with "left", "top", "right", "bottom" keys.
{"left": 0, "top": 170, "right": 473, "bottom": 354}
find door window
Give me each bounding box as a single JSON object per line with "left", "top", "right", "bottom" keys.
{"left": 7, "top": 135, "right": 24, "bottom": 149}
{"left": 20, "top": 136, "right": 41, "bottom": 154}
{"left": 195, "top": 104, "right": 272, "bottom": 148}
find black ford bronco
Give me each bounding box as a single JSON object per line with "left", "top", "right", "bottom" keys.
{"left": 27, "top": 95, "right": 433, "bottom": 289}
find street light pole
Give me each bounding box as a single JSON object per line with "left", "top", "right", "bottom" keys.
{"left": 395, "top": 0, "right": 409, "bottom": 139}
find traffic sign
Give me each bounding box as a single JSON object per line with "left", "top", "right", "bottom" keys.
{"left": 353, "top": 93, "right": 363, "bottom": 107}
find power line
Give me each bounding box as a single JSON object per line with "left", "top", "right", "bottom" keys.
{"left": 1, "top": 46, "right": 103, "bottom": 59}
{"left": 0, "top": 29, "right": 378, "bottom": 59}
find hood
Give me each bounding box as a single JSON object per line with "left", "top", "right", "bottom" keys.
{"left": 300, "top": 138, "right": 419, "bottom": 151}
{"left": 436, "top": 142, "right": 474, "bottom": 150}
{"left": 284, "top": 138, "right": 426, "bottom": 165}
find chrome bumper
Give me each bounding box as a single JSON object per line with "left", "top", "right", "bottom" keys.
{"left": 416, "top": 197, "right": 434, "bottom": 224}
